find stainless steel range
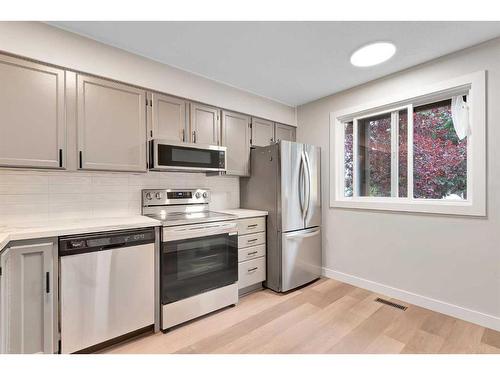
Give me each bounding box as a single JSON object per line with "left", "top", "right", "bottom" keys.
{"left": 142, "top": 188, "right": 238, "bottom": 331}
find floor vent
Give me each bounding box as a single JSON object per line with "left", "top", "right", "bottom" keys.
{"left": 375, "top": 297, "right": 408, "bottom": 311}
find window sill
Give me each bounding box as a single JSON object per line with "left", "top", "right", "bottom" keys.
{"left": 330, "top": 198, "right": 485, "bottom": 217}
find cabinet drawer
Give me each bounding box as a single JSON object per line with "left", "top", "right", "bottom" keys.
{"left": 237, "top": 217, "right": 266, "bottom": 235}
{"left": 238, "top": 257, "right": 266, "bottom": 289}
{"left": 238, "top": 232, "right": 266, "bottom": 248}
{"left": 238, "top": 244, "right": 266, "bottom": 262}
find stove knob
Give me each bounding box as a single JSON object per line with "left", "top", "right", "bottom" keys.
{"left": 145, "top": 192, "right": 153, "bottom": 200}
{"left": 155, "top": 192, "right": 162, "bottom": 200}
{"left": 195, "top": 192, "right": 201, "bottom": 199}
{"left": 203, "top": 192, "right": 208, "bottom": 198}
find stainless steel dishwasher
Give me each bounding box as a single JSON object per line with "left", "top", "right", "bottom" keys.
{"left": 59, "top": 228, "right": 156, "bottom": 353}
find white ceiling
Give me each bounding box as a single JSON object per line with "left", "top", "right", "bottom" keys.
{"left": 49, "top": 21, "right": 500, "bottom": 106}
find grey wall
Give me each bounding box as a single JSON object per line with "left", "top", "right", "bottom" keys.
{"left": 297, "top": 38, "right": 500, "bottom": 327}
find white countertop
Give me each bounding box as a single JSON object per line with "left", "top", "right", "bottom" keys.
{"left": 0, "top": 210, "right": 268, "bottom": 251}
{"left": 214, "top": 208, "right": 268, "bottom": 219}
{"left": 0, "top": 216, "right": 161, "bottom": 251}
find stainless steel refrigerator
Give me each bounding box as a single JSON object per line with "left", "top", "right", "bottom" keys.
{"left": 240, "top": 141, "right": 321, "bottom": 292}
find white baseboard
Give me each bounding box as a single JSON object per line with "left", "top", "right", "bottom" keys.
{"left": 323, "top": 267, "right": 500, "bottom": 332}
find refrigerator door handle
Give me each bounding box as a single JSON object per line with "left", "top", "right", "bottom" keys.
{"left": 287, "top": 228, "right": 320, "bottom": 239}
{"left": 298, "top": 152, "right": 305, "bottom": 218}
{"left": 304, "top": 151, "right": 312, "bottom": 220}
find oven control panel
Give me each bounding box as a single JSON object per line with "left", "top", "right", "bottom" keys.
{"left": 142, "top": 188, "right": 210, "bottom": 206}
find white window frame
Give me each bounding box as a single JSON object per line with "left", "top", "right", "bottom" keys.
{"left": 330, "top": 71, "right": 486, "bottom": 216}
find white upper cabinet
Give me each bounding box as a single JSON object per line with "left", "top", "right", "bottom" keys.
{"left": 251, "top": 117, "right": 275, "bottom": 147}
{"left": 275, "top": 123, "right": 297, "bottom": 142}
{"left": 189, "top": 103, "right": 220, "bottom": 145}
{"left": 151, "top": 93, "right": 187, "bottom": 142}
{"left": 151, "top": 97, "right": 218, "bottom": 145}
{"left": 221, "top": 111, "right": 251, "bottom": 176}
{"left": 76, "top": 74, "right": 147, "bottom": 172}
{"left": 0, "top": 54, "right": 66, "bottom": 169}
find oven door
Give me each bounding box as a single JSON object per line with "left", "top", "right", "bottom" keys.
{"left": 150, "top": 139, "right": 226, "bottom": 172}
{"left": 161, "top": 222, "right": 238, "bottom": 304}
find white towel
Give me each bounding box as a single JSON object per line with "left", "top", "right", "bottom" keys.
{"left": 451, "top": 95, "right": 470, "bottom": 140}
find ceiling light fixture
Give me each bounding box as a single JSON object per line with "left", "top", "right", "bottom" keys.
{"left": 350, "top": 42, "right": 396, "bottom": 67}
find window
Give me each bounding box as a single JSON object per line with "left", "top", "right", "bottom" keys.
{"left": 330, "top": 71, "right": 486, "bottom": 216}
{"left": 413, "top": 100, "right": 467, "bottom": 200}
{"left": 357, "top": 112, "right": 392, "bottom": 197}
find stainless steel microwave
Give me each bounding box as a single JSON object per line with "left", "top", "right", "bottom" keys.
{"left": 149, "top": 139, "right": 227, "bottom": 172}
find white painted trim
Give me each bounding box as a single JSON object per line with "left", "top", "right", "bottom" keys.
{"left": 330, "top": 70, "right": 486, "bottom": 216}
{"left": 407, "top": 104, "right": 414, "bottom": 200}
{"left": 322, "top": 267, "right": 500, "bottom": 332}
{"left": 352, "top": 119, "right": 359, "bottom": 197}
{"left": 390, "top": 111, "right": 399, "bottom": 197}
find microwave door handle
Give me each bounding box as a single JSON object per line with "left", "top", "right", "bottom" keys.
{"left": 152, "top": 139, "right": 158, "bottom": 169}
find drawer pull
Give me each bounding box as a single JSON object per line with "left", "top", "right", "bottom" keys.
{"left": 247, "top": 238, "right": 258, "bottom": 243}
{"left": 247, "top": 251, "right": 258, "bottom": 256}
{"left": 247, "top": 267, "right": 258, "bottom": 273}
{"left": 247, "top": 224, "right": 258, "bottom": 228}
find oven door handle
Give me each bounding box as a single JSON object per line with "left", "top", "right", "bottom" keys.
{"left": 163, "top": 222, "right": 237, "bottom": 242}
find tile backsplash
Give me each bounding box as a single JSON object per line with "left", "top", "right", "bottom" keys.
{"left": 0, "top": 169, "right": 240, "bottom": 224}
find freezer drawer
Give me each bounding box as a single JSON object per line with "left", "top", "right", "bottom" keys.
{"left": 281, "top": 227, "right": 321, "bottom": 292}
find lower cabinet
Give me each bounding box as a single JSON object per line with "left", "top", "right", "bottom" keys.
{"left": 0, "top": 239, "right": 58, "bottom": 354}
{"left": 236, "top": 216, "right": 267, "bottom": 294}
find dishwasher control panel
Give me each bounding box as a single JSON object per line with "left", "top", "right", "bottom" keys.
{"left": 59, "top": 228, "right": 155, "bottom": 256}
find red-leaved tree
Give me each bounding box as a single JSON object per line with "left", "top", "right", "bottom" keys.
{"left": 344, "top": 102, "right": 467, "bottom": 199}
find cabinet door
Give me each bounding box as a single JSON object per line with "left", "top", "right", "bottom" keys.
{"left": 221, "top": 111, "right": 251, "bottom": 176}
{"left": 77, "top": 74, "right": 147, "bottom": 172}
{"left": 251, "top": 117, "right": 274, "bottom": 147}
{"left": 0, "top": 54, "right": 65, "bottom": 169}
{"left": 0, "top": 240, "right": 57, "bottom": 354}
{"left": 152, "top": 93, "right": 187, "bottom": 142}
{"left": 275, "top": 123, "right": 296, "bottom": 142}
{"left": 190, "top": 103, "right": 220, "bottom": 145}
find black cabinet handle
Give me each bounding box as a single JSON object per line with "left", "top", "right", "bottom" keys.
{"left": 247, "top": 251, "right": 258, "bottom": 256}
{"left": 247, "top": 238, "right": 258, "bottom": 243}
{"left": 46, "top": 272, "right": 50, "bottom": 294}
{"left": 59, "top": 149, "right": 63, "bottom": 168}
{"left": 247, "top": 224, "right": 258, "bottom": 228}
{"left": 79, "top": 151, "right": 83, "bottom": 169}
{"left": 247, "top": 267, "right": 258, "bottom": 273}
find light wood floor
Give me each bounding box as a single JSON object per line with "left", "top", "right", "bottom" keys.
{"left": 102, "top": 278, "right": 500, "bottom": 354}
